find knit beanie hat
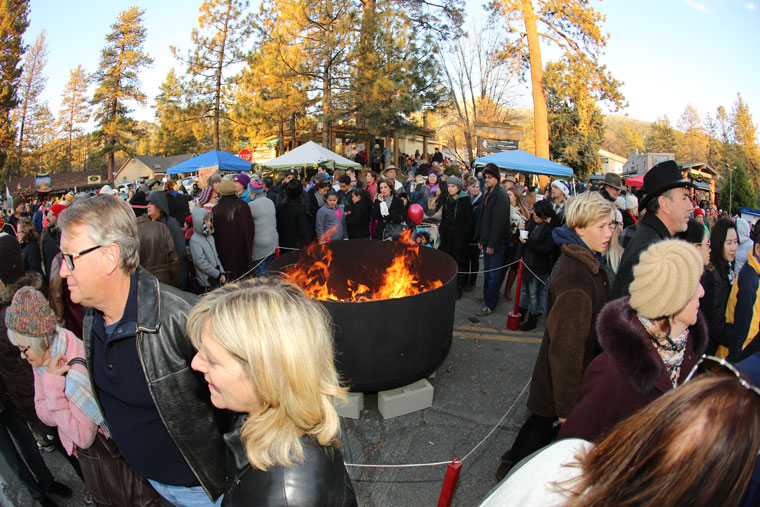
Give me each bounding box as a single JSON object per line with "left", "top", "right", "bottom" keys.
{"left": 693, "top": 207, "right": 705, "bottom": 218}
{"left": 248, "top": 174, "right": 265, "bottom": 194}
{"left": 233, "top": 173, "right": 250, "bottom": 188}
{"left": 5, "top": 287, "right": 56, "bottom": 338}
{"left": 50, "top": 203, "right": 66, "bottom": 218}
{"left": 629, "top": 239, "right": 704, "bottom": 319}
{"left": 0, "top": 233, "right": 24, "bottom": 285}
{"left": 195, "top": 186, "right": 214, "bottom": 206}
{"left": 12, "top": 195, "right": 24, "bottom": 211}
{"left": 217, "top": 179, "right": 238, "bottom": 196}
{"left": 447, "top": 176, "right": 464, "bottom": 191}
{"left": 551, "top": 180, "right": 571, "bottom": 198}
{"left": 482, "top": 166, "right": 500, "bottom": 181}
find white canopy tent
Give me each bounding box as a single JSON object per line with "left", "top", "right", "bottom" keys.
{"left": 260, "top": 141, "right": 361, "bottom": 170}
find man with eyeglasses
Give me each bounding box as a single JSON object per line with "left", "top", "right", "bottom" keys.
{"left": 57, "top": 196, "right": 226, "bottom": 506}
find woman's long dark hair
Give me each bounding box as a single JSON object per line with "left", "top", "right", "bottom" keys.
{"left": 216, "top": 194, "right": 243, "bottom": 222}
{"left": 709, "top": 218, "right": 738, "bottom": 268}
{"left": 280, "top": 179, "right": 302, "bottom": 207}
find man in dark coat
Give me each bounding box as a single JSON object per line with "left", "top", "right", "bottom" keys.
{"left": 475, "top": 164, "right": 510, "bottom": 316}
{"left": 612, "top": 161, "right": 695, "bottom": 298}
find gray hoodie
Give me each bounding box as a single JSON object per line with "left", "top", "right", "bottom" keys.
{"left": 736, "top": 217, "right": 753, "bottom": 274}
{"left": 189, "top": 207, "right": 224, "bottom": 288}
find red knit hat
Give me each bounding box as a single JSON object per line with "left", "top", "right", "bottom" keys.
{"left": 50, "top": 203, "right": 66, "bottom": 218}
{"left": 693, "top": 208, "right": 704, "bottom": 218}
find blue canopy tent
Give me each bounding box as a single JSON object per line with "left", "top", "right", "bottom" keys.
{"left": 473, "top": 149, "right": 573, "bottom": 178}
{"left": 166, "top": 150, "right": 252, "bottom": 175}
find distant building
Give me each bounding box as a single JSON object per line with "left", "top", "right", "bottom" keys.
{"left": 622, "top": 150, "right": 675, "bottom": 176}
{"left": 598, "top": 149, "right": 627, "bottom": 175}
{"left": 115, "top": 154, "right": 195, "bottom": 183}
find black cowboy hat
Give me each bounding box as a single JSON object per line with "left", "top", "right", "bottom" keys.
{"left": 639, "top": 160, "right": 695, "bottom": 211}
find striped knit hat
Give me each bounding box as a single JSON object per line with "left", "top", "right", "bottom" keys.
{"left": 5, "top": 287, "right": 56, "bottom": 338}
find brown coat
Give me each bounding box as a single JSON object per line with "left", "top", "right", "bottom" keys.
{"left": 558, "top": 298, "right": 707, "bottom": 442}
{"left": 527, "top": 244, "right": 610, "bottom": 419}
{"left": 136, "top": 215, "right": 180, "bottom": 285}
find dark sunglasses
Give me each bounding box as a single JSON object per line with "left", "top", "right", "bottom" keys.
{"left": 61, "top": 245, "right": 103, "bottom": 271}
{"left": 685, "top": 354, "right": 760, "bottom": 397}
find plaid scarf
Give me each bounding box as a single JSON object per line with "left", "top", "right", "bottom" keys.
{"left": 638, "top": 316, "right": 689, "bottom": 388}
{"left": 38, "top": 329, "right": 110, "bottom": 437}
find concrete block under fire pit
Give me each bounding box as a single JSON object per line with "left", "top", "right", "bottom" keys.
{"left": 378, "top": 379, "right": 434, "bottom": 419}
{"left": 335, "top": 392, "right": 364, "bottom": 420}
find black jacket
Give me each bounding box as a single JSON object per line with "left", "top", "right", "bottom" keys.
{"left": 20, "top": 240, "right": 42, "bottom": 275}
{"left": 476, "top": 185, "right": 510, "bottom": 250}
{"left": 276, "top": 202, "right": 312, "bottom": 249}
{"left": 82, "top": 268, "right": 227, "bottom": 500}
{"left": 700, "top": 262, "right": 734, "bottom": 354}
{"left": 522, "top": 219, "right": 556, "bottom": 276}
{"left": 223, "top": 415, "right": 356, "bottom": 507}
{"left": 344, "top": 198, "right": 371, "bottom": 239}
{"left": 371, "top": 196, "right": 405, "bottom": 240}
{"left": 41, "top": 227, "right": 61, "bottom": 277}
{"left": 439, "top": 192, "right": 474, "bottom": 265}
{"left": 612, "top": 212, "right": 672, "bottom": 298}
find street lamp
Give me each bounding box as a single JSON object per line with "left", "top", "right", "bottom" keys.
{"left": 725, "top": 163, "right": 736, "bottom": 216}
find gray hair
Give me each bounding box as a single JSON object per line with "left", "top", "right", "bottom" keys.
{"left": 207, "top": 173, "right": 222, "bottom": 187}
{"left": 58, "top": 195, "right": 140, "bottom": 274}
{"left": 7, "top": 328, "right": 54, "bottom": 358}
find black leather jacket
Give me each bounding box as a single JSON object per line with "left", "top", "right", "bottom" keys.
{"left": 223, "top": 415, "right": 357, "bottom": 506}
{"left": 612, "top": 212, "right": 671, "bottom": 298}
{"left": 82, "top": 267, "right": 226, "bottom": 500}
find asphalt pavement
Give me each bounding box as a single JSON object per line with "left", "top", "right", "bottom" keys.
{"left": 0, "top": 279, "right": 542, "bottom": 507}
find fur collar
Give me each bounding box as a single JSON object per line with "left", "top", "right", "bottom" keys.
{"left": 0, "top": 271, "right": 44, "bottom": 306}
{"left": 596, "top": 297, "right": 708, "bottom": 395}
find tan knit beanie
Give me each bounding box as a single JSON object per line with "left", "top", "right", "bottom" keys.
{"left": 629, "top": 239, "right": 704, "bottom": 319}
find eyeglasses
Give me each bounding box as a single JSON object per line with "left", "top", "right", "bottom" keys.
{"left": 18, "top": 344, "right": 30, "bottom": 357}
{"left": 685, "top": 354, "right": 760, "bottom": 397}
{"left": 61, "top": 245, "right": 103, "bottom": 271}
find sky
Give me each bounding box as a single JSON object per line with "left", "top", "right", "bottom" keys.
{"left": 25, "top": 0, "right": 760, "bottom": 134}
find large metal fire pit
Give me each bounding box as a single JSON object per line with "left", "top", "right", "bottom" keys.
{"left": 269, "top": 239, "right": 458, "bottom": 392}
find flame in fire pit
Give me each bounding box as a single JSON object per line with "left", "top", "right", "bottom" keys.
{"left": 282, "top": 228, "right": 443, "bottom": 302}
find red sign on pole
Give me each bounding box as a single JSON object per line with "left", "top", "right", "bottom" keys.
{"left": 238, "top": 148, "right": 252, "bottom": 162}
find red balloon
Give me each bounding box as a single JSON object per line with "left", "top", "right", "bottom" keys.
{"left": 408, "top": 203, "right": 424, "bottom": 225}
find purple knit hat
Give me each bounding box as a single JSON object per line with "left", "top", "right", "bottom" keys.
{"left": 5, "top": 287, "right": 56, "bottom": 338}
{"left": 233, "top": 173, "right": 250, "bottom": 188}
{"left": 248, "top": 174, "right": 265, "bottom": 194}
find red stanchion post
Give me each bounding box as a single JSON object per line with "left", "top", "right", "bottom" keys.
{"left": 437, "top": 458, "right": 462, "bottom": 507}
{"left": 506, "top": 260, "right": 524, "bottom": 330}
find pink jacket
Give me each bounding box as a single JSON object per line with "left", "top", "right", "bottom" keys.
{"left": 33, "top": 327, "right": 97, "bottom": 455}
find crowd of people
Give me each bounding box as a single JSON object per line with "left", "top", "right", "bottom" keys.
{"left": 1, "top": 154, "right": 760, "bottom": 506}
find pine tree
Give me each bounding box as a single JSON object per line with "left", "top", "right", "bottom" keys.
{"left": 57, "top": 65, "right": 90, "bottom": 171}
{"left": 489, "top": 0, "right": 620, "bottom": 160}
{"left": 172, "top": 0, "right": 254, "bottom": 150}
{"left": 0, "top": 0, "right": 29, "bottom": 177}
{"left": 153, "top": 69, "right": 200, "bottom": 156}
{"left": 676, "top": 104, "right": 707, "bottom": 162}
{"left": 15, "top": 30, "right": 47, "bottom": 158}
{"left": 645, "top": 116, "right": 677, "bottom": 154}
{"left": 731, "top": 93, "right": 760, "bottom": 183}
{"left": 718, "top": 164, "right": 754, "bottom": 215}
{"left": 92, "top": 7, "right": 153, "bottom": 183}
{"left": 544, "top": 58, "right": 609, "bottom": 177}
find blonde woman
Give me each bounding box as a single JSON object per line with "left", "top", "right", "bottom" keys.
{"left": 188, "top": 278, "right": 357, "bottom": 506}
{"left": 604, "top": 209, "right": 625, "bottom": 286}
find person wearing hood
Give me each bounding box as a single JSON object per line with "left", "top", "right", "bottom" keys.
{"left": 134, "top": 190, "right": 180, "bottom": 286}
{"left": 439, "top": 177, "right": 474, "bottom": 299}
{"left": 736, "top": 217, "right": 753, "bottom": 273}
{"left": 559, "top": 239, "right": 706, "bottom": 442}
{"left": 247, "top": 175, "right": 278, "bottom": 277}
{"left": 494, "top": 191, "right": 614, "bottom": 482}
{"left": 189, "top": 206, "right": 225, "bottom": 290}
{"left": 213, "top": 179, "right": 255, "bottom": 282}
{"left": 464, "top": 176, "right": 484, "bottom": 291}
{"left": 147, "top": 190, "right": 187, "bottom": 290}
